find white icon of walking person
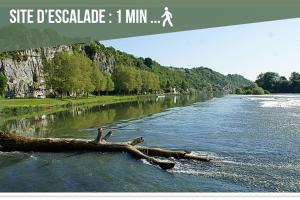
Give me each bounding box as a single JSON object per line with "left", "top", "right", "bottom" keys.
{"left": 161, "top": 7, "right": 173, "bottom": 27}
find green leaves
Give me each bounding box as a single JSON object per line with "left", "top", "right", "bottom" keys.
{"left": 42, "top": 41, "right": 254, "bottom": 97}
{"left": 235, "top": 84, "right": 265, "bottom": 95}
{"left": 140, "top": 70, "right": 160, "bottom": 92}
{"left": 255, "top": 72, "right": 300, "bottom": 93}
{"left": 113, "top": 65, "right": 160, "bottom": 94}
{"left": 44, "top": 50, "right": 116, "bottom": 97}
{"left": 0, "top": 73, "right": 8, "bottom": 96}
{"left": 45, "top": 51, "right": 92, "bottom": 97}
{"left": 104, "top": 72, "right": 115, "bottom": 92}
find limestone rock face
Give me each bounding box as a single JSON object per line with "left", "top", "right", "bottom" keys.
{"left": 0, "top": 44, "right": 115, "bottom": 98}
{"left": 0, "top": 49, "right": 43, "bottom": 98}
{"left": 92, "top": 51, "right": 115, "bottom": 73}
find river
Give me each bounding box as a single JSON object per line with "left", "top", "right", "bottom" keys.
{"left": 0, "top": 94, "right": 299, "bottom": 192}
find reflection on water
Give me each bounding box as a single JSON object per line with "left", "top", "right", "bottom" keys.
{"left": 0, "top": 94, "right": 299, "bottom": 192}
{"left": 0, "top": 95, "right": 209, "bottom": 138}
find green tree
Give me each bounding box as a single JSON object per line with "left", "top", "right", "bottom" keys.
{"left": 290, "top": 72, "right": 300, "bottom": 82}
{"left": 289, "top": 72, "right": 300, "bottom": 93}
{"left": 276, "top": 80, "right": 290, "bottom": 93}
{"left": 0, "top": 72, "right": 8, "bottom": 96}
{"left": 180, "top": 80, "right": 188, "bottom": 92}
{"left": 253, "top": 71, "right": 300, "bottom": 93}
{"left": 255, "top": 72, "right": 280, "bottom": 93}
{"left": 235, "top": 83, "right": 265, "bottom": 95}
{"left": 135, "top": 70, "right": 142, "bottom": 94}
{"left": 104, "top": 72, "right": 115, "bottom": 94}
{"left": 235, "top": 87, "right": 243, "bottom": 94}
{"left": 91, "top": 62, "right": 106, "bottom": 95}
{"left": 151, "top": 73, "right": 160, "bottom": 91}
{"left": 252, "top": 87, "right": 265, "bottom": 95}
{"left": 75, "top": 53, "right": 95, "bottom": 97}
{"left": 113, "top": 65, "right": 143, "bottom": 94}
{"left": 139, "top": 70, "right": 160, "bottom": 93}
{"left": 44, "top": 51, "right": 95, "bottom": 98}
{"left": 140, "top": 70, "right": 153, "bottom": 92}
{"left": 144, "top": 57, "right": 153, "bottom": 68}
{"left": 112, "top": 65, "right": 124, "bottom": 93}
{"left": 44, "top": 51, "right": 74, "bottom": 98}
{"left": 165, "top": 80, "right": 172, "bottom": 93}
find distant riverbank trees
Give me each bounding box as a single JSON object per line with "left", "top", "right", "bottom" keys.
{"left": 91, "top": 63, "right": 115, "bottom": 95}
{"left": 44, "top": 51, "right": 160, "bottom": 97}
{"left": 44, "top": 51, "right": 115, "bottom": 98}
{"left": 0, "top": 41, "right": 254, "bottom": 98}
{"left": 36, "top": 41, "right": 255, "bottom": 98}
{"left": 235, "top": 72, "right": 300, "bottom": 95}
{"left": 255, "top": 72, "right": 300, "bottom": 93}
{"left": 43, "top": 49, "right": 253, "bottom": 98}
{"left": 112, "top": 65, "right": 160, "bottom": 94}
{"left": 235, "top": 83, "right": 266, "bottom": 95}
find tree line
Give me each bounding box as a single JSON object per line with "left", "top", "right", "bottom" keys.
{"left": 234, "top": 71, "right": 300, "bottom": 95}
{"left": 113, "top": 65, "right": 160, "bottom": 94}
{"left": 234, "top": 83, "right": 266, "bottom": 95}
{"left": 0, "top": 41, "right": 254, "bottom": 98}
{"left": 44, "top": 51, "right": 160, "bottom": 97}
{"left": 255, "top": 72, "right": 300, "bottom": 93}
{"left": 88, "top": 41, "right": 252, "bottom": 95}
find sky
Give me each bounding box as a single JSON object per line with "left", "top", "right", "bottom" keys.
{"left": 101, "top": 18, "right": 300, "bottom": 81}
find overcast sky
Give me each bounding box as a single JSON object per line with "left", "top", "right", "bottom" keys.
{"left": 102, "top": 18, "right": 300, "bottom": 81}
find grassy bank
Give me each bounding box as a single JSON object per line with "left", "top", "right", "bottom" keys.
{"left": 0, "top": 95, "right": 147, "bottom": 117}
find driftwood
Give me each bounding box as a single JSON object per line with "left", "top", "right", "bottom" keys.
{"left": 135, "top": 146, "right": 212, "bottom": 162}
{"left": 0, "top": 131, "right": 212, "bottom": 170}
{"left": 102, "top": 130, "right": 113, "bottom": 141}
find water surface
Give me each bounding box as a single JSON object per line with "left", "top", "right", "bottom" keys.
{"left": 0, "top": 94, "right": 299, "bottom": 192}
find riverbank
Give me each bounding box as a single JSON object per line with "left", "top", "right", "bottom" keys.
{"left": 0, "top": 94, "right": 298, "bottom": 192}
{"left": 0, "top": 95, "right": 151, "bottom": 117}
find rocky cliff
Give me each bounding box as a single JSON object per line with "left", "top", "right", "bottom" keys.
{"left": 0, "top": 42, "right": 253, "bottom": 98}
{"left": 0, "top": 44, "right": 115, "bottom": 98}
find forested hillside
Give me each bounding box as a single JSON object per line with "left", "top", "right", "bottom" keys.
{"left": 79, "top": 41, "right": 252, "bottom": 95}
{"left": 0, "top": 41, "right": 252, "bottom": 98}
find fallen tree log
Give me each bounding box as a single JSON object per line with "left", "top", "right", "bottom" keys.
{"left": 136, "top": 146, "right": 213, "bottom": 162}
{"left": 102, "top": 130, "right": 113, "bottom": 141}
{"left": 0, "top": 131, "right": 212, "bottom": 169}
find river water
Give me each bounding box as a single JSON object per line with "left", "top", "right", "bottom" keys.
{"left": 0, "top": 94, "right": 299, "bottom": 192}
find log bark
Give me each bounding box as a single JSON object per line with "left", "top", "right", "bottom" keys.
{"left": 0, "top": 131, "right": 212, "bottom": 169}
{"left": 127, "top": 137, "right": 144, "bottom": 146}
{"left": 102, "top": 130, "right": 113, "bottom": 141}
{"left": 136, "top": 146, "right": 212, "bottom": 161}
